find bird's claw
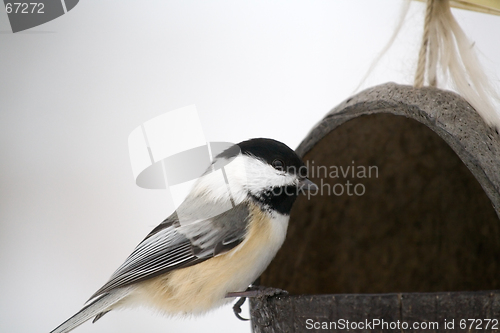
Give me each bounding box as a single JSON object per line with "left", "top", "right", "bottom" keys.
{"left": 228, "top": 285, "right": 288, "bottom": 321}
{"left": 232, "top": 297, "right": 249, "bottom": 321}
{"left": 254, "top": 286, "right": 288, "bottom": 298}
{"left": 226, "top": 286, "right": 288, "bottom": 299}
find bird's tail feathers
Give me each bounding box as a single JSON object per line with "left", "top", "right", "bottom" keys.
{"left": 49, "top": 289, "right": 129, "bottom": 333}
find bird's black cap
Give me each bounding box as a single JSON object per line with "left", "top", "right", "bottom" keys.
{"left": 236, "top": 138, "right": 306, "bottom": 178}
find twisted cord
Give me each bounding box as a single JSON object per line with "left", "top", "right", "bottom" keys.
{"left": 414, "top": 0, "right": 435, "bottom": 87}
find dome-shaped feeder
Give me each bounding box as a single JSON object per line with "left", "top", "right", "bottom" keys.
{"left": 251, "top": 83, "right": 500, "bottom": 332}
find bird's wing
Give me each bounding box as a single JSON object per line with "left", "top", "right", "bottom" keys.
{"left": 88, "top": 202, "right": 250, "bottom": 300}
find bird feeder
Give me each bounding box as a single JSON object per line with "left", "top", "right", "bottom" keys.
{"left": 250, "top": 83, "right": 500, "bottom": 332}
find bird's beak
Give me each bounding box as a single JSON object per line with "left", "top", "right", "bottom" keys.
{"left": 298, "top": 178, "right": 318, "bottom": 193}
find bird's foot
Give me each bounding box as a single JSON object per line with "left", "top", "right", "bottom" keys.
{"left": 226, "top": 285, "right": 288, "bottom": 298}
{"left": 232, "top": 297, "right": 248, "bottom": 321}
{"left": 226, "top": 285, "right": 288, "bottom": 321}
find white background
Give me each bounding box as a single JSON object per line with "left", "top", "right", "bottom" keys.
{"left": 1, "top": 1, "right": 499, "bottom": 332}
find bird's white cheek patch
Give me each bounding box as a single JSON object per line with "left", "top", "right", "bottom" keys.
{"left": 234, "top": 155, "right": 298, "bottom": 196}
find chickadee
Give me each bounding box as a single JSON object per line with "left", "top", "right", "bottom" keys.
{"left": 50, "top": 138, "right": 317, "bottom": 333}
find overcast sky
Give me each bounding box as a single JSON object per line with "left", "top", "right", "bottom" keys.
{"left": 1, "top": 1, "right": 499, "bottom": 333}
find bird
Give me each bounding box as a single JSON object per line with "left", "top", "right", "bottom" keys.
{"left": 49, "top": 138, "right": 318, "bottom": 333}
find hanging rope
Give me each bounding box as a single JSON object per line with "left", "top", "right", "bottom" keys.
{"left": 414, "top": 0, "right": 500, "bottom": 128}
{"left": 414, "top": 0, "right": 435, "bottom": 88}
{"left": 355, "top": 0, "right": 500, "bottom": 128}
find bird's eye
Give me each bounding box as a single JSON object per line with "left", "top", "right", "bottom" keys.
{"left": 272, "top": 159, "right": 285, "bottom": 171}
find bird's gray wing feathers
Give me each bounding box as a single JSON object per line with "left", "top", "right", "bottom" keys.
{"left": 88, "top": 203, "right": 250, "bottom": 300}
